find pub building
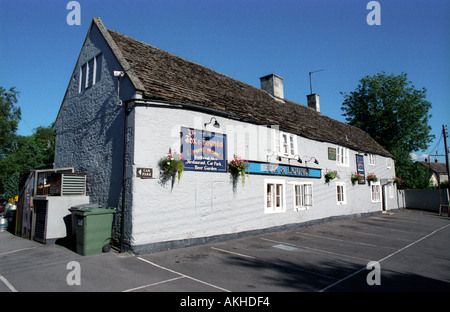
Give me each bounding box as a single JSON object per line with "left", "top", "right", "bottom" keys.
{"left": 54, "top": 18, "right": 398, "bottom": 254}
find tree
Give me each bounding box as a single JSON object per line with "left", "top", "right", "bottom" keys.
{"left": 0, "top": 125, "right": 56, "bottom": 199}
{"left": 0, "top": 86, "right": 21, "bottom": 157}
{"left": 0, "top": 86, "right": 56, "bottom": 200}
{"left": 341, "top": 72, "right": 434, "bottom": 188}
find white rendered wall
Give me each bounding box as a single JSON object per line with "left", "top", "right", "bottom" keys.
{"left": 130, "top": 105, "right": 397, "bottom": 250}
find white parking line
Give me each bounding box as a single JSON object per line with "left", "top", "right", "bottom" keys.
{"left": 0, "top": 247, "right": 36, "bottom": 256}
{"left": 295, "top": 232, "right": 397, "bottom": 250}
{"left": 211, "top": 247, "right": 256, "bottom": 259}
{"left": 122, "top": 276, "right": 185, "bottom": 292}
{"left": 0, "top": 274, "right": 18, "bottom": 292}
{"left": 318, "top": 223, "right": 450, "bottom": 292}
{"left": 260, "top": 237, "right": 371, "bottom": 262}
{"left": 212, "top": 246, "right": 336, "bottom": 280}
{"left": 137, "top": 256, "right": 231, "bottom": 292}
{"left": 346, "top": 230, "right": 411, "bottom": 242}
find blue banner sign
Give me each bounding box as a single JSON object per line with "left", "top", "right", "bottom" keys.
{"left": 356, "top": 154, "right": 366, "bottom": 184}
{"left": 248, "top": 161, "right": 321, "bottom": 179}
{"left": 181, "top": 127, "right": 227, "bottom": 172}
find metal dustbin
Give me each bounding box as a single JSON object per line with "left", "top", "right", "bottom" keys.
{"left": 69, "top": 205, "right": 116, "bottom": 256}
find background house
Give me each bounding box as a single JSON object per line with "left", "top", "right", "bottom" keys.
{"left": 419, "top": 159, "right": 449, "bottom": 187}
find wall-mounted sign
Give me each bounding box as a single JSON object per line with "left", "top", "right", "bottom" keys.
{"left": 328, "top": 148, "right": 336, "bottom": 160}
{"left": 355, "top": 155, "right": 366, "bottom": 184}
{"left": 247, "top": 161, "right": 321, "bottom": 179}
{"left": 180, "top": 127, "right": 227, "bottom": 172}
{"left": 136, "top": 167, "right": 153, "bottom": 179}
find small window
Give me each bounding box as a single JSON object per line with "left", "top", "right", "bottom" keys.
{"left": 369, "top": 154, "right": 376, "bottom": 166}
{"left": 95, "top": 54, "right": 102, "bottom": 83}
{"left": 273, "top": 129, "right": 297, "bottom": 158}
{"left": 80, "top": 64, "right": 87, "bottom": 92}
{"left": 265, "top": 179, "right": 286, "bottom": 213}
{"left": 371, "top": 182, "right": 381, "bottom": 202}
{"left": 386, "top": 158, "right": 392, "bottom": 169}
{"left": 336, "top": 182, "right": 347, "bottom": 205}
{"left": 293, "top": 183, "right": 313, "bottom": 211}
{"left": 336, "top": 146, "right": 349, "bottom": 166}
{"left": 87, "top": 58, "right": 95, "bottom": 87}
{"left": 79, "top": 53, "right": 102, "bottom": 93}
{"left": 282, "top": 133, "right": 289, "bottom": 155}
{"left": 289, "top": 135, "right": 295, "bottom": 155}
{"left": 274, "top": 130, "right": 281, "bottom": 154}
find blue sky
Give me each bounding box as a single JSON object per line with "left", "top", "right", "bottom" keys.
{"left": 1, "top": 0, "right": 449, "bottom": 161}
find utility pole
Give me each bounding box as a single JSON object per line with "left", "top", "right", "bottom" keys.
{"left": 443, "top": 125, "right": 450, "bottom": 181}
{"left": 441, "top": 124, "right": 449, "bottom": 216}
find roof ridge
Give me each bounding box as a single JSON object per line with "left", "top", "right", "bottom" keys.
{"left": 105, "top": 27, "right": 294, "bottom": 104}
{"left": 92, "top": 18, "right": 145, "bottom": 91}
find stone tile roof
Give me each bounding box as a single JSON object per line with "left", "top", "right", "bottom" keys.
{"left": 419, "top": 161, "right": 448, "bottom": 174}
{"left": 95, "top": 18, "right": 391, "bottom": 157}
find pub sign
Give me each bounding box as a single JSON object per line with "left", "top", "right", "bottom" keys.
{"left": 356, "top": 154, "right": 366, "bottom": 184}
{"left": 180, "top": 127, "right": 227, "bottom": 172}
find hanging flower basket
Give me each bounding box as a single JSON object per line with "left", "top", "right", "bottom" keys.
{"left": 228, "top": 156, "right": 249, "bottom": 187}
{"left": 367, "top": 173, "right": 378, "bottom": 183}
{"left": 393, "top": 177, "right": 402, "bottom": 185}
{"left": 324, "top": 170, "right": 338, "bottom": 183}
{"left": 351, "top": 173, "right": 363, "bottom": 184}
{"left": 158, "top": 151, "right": 184, "bottom": 186}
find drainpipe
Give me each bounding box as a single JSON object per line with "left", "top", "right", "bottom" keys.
{"left": 120, "top": 102, "right": 127, "bottom": 252}
{"left": 120, "top": 99, "right": 133, "bottom": 253}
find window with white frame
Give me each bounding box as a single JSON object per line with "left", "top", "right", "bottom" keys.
{"left": 79, "top": 53, "right": 102, "bottom": 92}
{"left": 386, "top": 158, "right": 392, "bottom": 169}
{"left": 369, "top": 154, "right": 376, "bottom": 166}
{"left": 293, "top": 182, "right": 313, "bottom": 211}
{"left": 274, "top": 130, "right": 297, "bottom": 158}
{"left": 265, "top": 179, "right": 286, "bottom": 213}
{"left": 371, "top": 182, "right": 381, "bottom": 202}
{"left": 336, "top": 146, "right": 349, "bottom": 166}
{"left": 336, "top": 182, "right": 347, "bottom": 205}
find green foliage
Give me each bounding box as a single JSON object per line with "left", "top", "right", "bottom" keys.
{"left": 0, "top": 86, "right": 56, "bottom": 199}
{"left": 0, "top": 128, "right": 56, "bottom": 198}
{"left": 0, "top": 86, "right": 21, "bottom": 156}
{"left": 392, "top": 149, "right": 431, "bottom": 189}
{"left": 341, "top": 73, "right": 435, "bottom": 189}
{"left": 157, "top": 151, "right": 184, "bottom": 186}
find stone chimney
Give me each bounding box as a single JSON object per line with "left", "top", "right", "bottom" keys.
{"left": 307, "top": 93, "right": 320, "bottom": 113}
{"left": 260, "top": 74, "right": 284, "bottom": 101}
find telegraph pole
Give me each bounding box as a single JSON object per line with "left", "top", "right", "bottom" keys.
{"left": 441, "top": 124, "right": 449, "bottom": 216}
{"left": 444, "top": 125, "right": 450, "bottom": 182}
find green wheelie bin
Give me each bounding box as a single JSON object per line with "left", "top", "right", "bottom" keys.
{"left": 69, "top": 205, "right": 116, "bottom": 256}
